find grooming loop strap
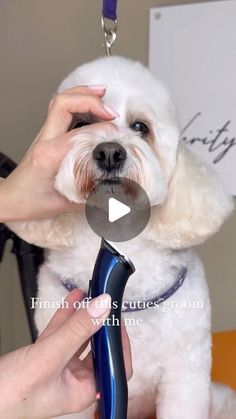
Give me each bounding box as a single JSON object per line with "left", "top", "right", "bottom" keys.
{"left": 61, "top": 266, "right": 188, "bottom": 313}
{"left": 101, "top": 0, "right": 118, "bottom": 56}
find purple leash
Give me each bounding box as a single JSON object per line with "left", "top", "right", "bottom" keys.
{"left": 101, "top": 0, "right": 118, "bottom": 56}
{"left": 102, "top": 0, "right": 117, "bottom": 21}
{"left": 123, "top": 267, "right": 187, "bottom": 312}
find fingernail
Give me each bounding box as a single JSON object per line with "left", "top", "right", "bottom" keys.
{"left": 88, "top": 84, "right": 107, "bottom": 92}
{"left": 103, "top": 104, "right": 120, "bottom": 118}
{"left": 88, "top": 294, "right": 111, "bottom": 318}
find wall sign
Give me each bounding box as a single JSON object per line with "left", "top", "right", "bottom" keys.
{"left": 149, "top": 1, "right": 236, "bottom": 195}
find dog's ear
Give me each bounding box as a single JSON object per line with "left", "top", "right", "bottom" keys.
{"left": 147, "top": 144, "right": 234, "bottom": 248}
{"left": 6, "top": 213, "right": 80, "bottom": 249}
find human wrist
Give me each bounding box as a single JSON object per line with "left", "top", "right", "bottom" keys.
{"left": 0, "top": 154, "right": 38, "bottom": 223}
{"left": 0, "top": 355, "right": 30, "bottom": 419}
{"left": 0, "top": 349, "right": 49, "bottom": 419}
{"left": 0, "top": 177, "right": 15, "bottom": 222}
{"left": 0, "top": 391, "right": 41, "bottom": 419}
{"left": 0, "top": 175, "right": 28, "bottom": 222}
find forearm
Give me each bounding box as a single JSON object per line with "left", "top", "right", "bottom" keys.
{"left": 0, "top": 177, "right": 21, "bottom": 223}
{"left": 0, "top": 173, "right": 30, "bottom": 223}
{"left": 0, "top": 161, "right": 74, "bottom": 223}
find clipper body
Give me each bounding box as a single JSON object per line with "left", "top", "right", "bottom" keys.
{"left": 89, "top": 239, "right": 135, "bottom": 419}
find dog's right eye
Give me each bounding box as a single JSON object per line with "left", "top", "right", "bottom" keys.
{"left": 130, "top": 121, "right": 149, "bottom": 136}
{"left": 69, "top": 120, "right": 90, "bottom": 130}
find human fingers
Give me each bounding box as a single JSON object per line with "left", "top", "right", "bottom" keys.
{"left": 121, "top": 319, "right": 133, "bottom": 380}
{"left": 47, "top": 85, "right": 107, "bottom": 110}
{"left": 55, "top": 85, "right": 107, "bottom": 97}
{"left": 37, "top": 289, "right": 84, "bottom": 341}
{"left": 45, "top": 294, "right": 111, "bottom": 367}
{"left": 40, "top": 93, "right": 119, "bottom": 140}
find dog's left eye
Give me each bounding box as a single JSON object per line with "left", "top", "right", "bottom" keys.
{"left": 70, "top": 120, "right": 90, "bottom": 130}
{"left": 130, "top": 121, "right": 149, "bottom": 136}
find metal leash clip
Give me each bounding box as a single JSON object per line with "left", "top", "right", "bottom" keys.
{"left": 101, "top": 14, "right": 118, "bottom": 56}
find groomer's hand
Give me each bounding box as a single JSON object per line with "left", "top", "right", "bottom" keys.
{"left": 0, "top": 289, "right": 132, "bottom": 419}
{"left": 0, "top": 85, "right": 119, "bottom": 222}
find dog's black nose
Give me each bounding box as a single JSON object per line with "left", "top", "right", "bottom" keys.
{"left": 93, "top": 142, "right": 127, "bottom": 172}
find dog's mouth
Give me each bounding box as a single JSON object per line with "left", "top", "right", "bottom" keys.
{"left": 100, "top": 178, "right": 121, "bottom": 186}
{"left": 93, "top": 177, "right": 139, "bottom": 198}
{"left": 93, "top": 177, "right": 123, "bottom": 195}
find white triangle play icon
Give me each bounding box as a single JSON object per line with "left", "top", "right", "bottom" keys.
{"left": 108, "top": 198, "right": 131, "bottom": 223}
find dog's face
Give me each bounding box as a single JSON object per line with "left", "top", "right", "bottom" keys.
{"left": 7, "top": 57, "right": 233, "bottom": 249}
{"left": 55, "top": 56, "right": 180, "bottom": 207}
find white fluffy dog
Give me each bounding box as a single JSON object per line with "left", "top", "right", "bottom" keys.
{"left": 8, "top": 56, "right": 236, "bottom": 419}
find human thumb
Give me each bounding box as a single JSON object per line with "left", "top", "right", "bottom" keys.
{"left": 46, "top": 293, "right": 111, "bottom": 366}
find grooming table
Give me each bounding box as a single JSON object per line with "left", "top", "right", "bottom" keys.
{"left": 94, "top": 330, "right": 236, "bottom": 418}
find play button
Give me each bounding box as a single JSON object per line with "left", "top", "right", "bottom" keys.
{"left": 108, "top": 198, "right": 131, "bottom": 222}
{"left": 85, "top": 178, "right": 151, "bottom": 242}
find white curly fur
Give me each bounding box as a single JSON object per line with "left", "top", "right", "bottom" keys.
{"left": 7, "top": 56, "right": 235, "bottom": 419}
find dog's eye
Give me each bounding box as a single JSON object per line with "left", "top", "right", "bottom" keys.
{"left": 130, "top": 121, "right": 149, "bottom": 136}
{"left": 70, "top": 120, "right": 90, "bottom": 130}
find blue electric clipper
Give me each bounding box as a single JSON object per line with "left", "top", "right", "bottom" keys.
{"left": 88, "top": 238, "right": 135, "bottom": 419}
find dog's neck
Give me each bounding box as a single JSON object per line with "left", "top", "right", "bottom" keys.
{"left": 46, "top": 226, "right": 191, "bottom": 302}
